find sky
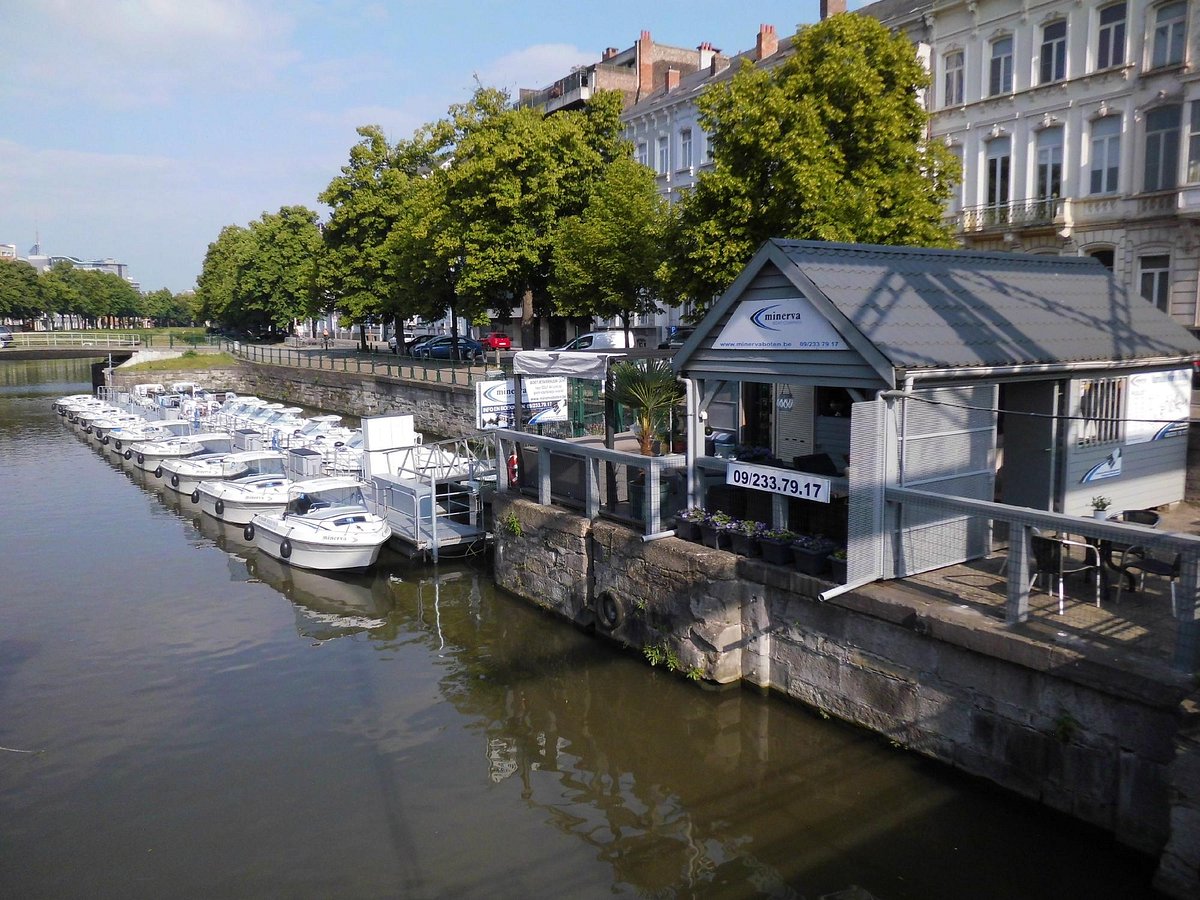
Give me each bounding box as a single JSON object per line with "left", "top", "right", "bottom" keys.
{"left": 0, "top": 0, "right": 870, "bottom": 294}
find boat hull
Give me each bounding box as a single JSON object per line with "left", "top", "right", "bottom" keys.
{"left": 250, "top": 517, "right": 389, "bottom": 572}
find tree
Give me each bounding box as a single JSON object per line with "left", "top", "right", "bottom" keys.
{"left": 551, "top": 155, "right": 668, "bottom": 339}
{"left": 0, "top": 259, "right": 43, "bottom": 323}
{"left": 667, "top": 14, "right": 957, "bottom": 311}
{"left": 234, "top": 206, "right": 324, "bottom": 333}
{"left": 195, "top": 225, "right": 254, "bottom": 326}
{"left": 320, "top": 125, "right": 427, "bottom": 349}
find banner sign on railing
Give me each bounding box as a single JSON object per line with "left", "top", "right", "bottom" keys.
{"left": 476, "top": 377, "right": 568, "bottom": 429}
{"left": 726, "top": 461, "right": 831, "bottom": 503}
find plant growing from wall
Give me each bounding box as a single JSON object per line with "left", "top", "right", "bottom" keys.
{"left": 501, "top": 509, "right": 523, "bottom": 537}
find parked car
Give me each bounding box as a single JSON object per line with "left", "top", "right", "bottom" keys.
{"left": 658, "top": 326, "right": 695, "bottom": 350}
{"left": 411, "top": 336, "right": 485, "bottom": 361}
{"left": 480, "top": 332, "right": 513, "bottom": 351}
{"left": 387, "top": 330, "right": 418, "bottom": 353}
{"left": 556, "top": 330, "right": 631, "bottom": 351}
{"left": 0, "top": 325, "right": 13, "bottom": 348}
{"left": 398, "top": 334, "right": 437, "bottom": 355}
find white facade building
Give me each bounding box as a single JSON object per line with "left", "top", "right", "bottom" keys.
{"left": 929, "top": 0, "right": 1199, "bottom": 333}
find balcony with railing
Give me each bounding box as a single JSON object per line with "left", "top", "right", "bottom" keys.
{"left": 957, "top": 198, "right": 1071, "bottom": 235}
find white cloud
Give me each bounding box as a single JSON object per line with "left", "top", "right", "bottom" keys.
{"left": 474, "top": 43, "right": 596, "bottom": 98}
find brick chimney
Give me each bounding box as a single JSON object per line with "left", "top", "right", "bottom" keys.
{"left": 665, "top": 67, "right": 680, "bottom": 92}
{"left": 637, "top": 30, "right": 654, "bottom": 98}
{"left": 821, "top": 0, "right": 847, "bottom": 19}
{"left": 697, "top": 41, "right": 716, "bottom": 68}
{"left": 756, "top": 24, "right": 778, "bottom": 61}
{"left": 601, "top": 47, "right": 619, "bottom": 61}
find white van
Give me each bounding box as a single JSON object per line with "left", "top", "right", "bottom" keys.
{"left": 557, "top": 330, "right": 631, "bottom": 351}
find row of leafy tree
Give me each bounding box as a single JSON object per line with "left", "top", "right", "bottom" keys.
{"left": 100, "top": 16, "right": 963, "bottom": 345}
{"left": 0, "top": 258, "right": 197, "bottom": 329}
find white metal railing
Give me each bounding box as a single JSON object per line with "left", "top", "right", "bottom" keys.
{"left": 491, "top": 429, "right": 687, "bottom": 537}
{"left": 7, "top": 331, "right": 141, "bottom": 348}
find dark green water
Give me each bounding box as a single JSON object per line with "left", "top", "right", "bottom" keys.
{"left": 0, "top": 359, "right": 1163, "bottom": 898}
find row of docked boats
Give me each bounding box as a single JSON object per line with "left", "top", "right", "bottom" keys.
{"left": 55, "top": 385, "right": 496, "bottom": 571}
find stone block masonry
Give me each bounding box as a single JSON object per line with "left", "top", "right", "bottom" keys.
{"left": 491, "top": 494, "right": 1200, "bottom": 898}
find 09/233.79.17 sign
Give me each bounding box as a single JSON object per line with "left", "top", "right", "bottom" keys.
{"left": 725, "top": 461, "right": 831, "bottom": 503}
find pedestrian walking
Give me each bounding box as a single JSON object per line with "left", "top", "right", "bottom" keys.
{"left": 322, "top": 327, "right": 331, "bottom": 350}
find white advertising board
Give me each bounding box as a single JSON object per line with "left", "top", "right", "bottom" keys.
{"left": 713, "top": 298, "right": 848, "bottom": 351}
{"left": 1124, "top": 369, "right": 1190, "bottom": 444}
{"left": 476, "top": 377, "right": 568, "bottom": 430}
{"left": 726, "top": 461, "right": 831, "bottom": 503}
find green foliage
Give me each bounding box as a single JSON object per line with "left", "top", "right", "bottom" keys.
{"left": 610, "top": 358, "right": 685, "bottom": 455}
{"left": 123, "top": 352, "right": 236, "bottom": 372}
{"left": 643, "top": 641, "right": 681, "bottom": 671}
{"left": 1054, "top": 712, "right": 1079, "bottom": 744}
{"left": 500, "top": 510, "right": 523, "bottom": 537}
{"left": 665, "top": 14, "right": 958, "bottom": 311}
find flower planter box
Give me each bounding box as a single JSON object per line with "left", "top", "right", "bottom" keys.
{"left": 699, "top": 522, "right": 732, "bottom": 551}
{"left": 828, "top": 554, "right": 847, "bottom": 583}
{"left": 674, "top": 520, "right": 701, "bottom": 542}
{"left": 760, "top": 538, "right": 793, "bottom": 566}
{"left": 729, "top": 531, "right": 761, "bottom": 557}
{"left": 792, "top": 545, "right": 830, "bottom": 576}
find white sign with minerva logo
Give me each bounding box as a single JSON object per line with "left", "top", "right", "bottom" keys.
{"left": 713, "top": 298, "right": 848, "bottom": 351}
{"left": 476, "top": 377, "right": 568, "bottom": 429}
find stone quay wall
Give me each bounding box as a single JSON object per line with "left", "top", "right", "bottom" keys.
{"left": 110, "top": 360, "right": 478, "bottom": 437}
{"left": 491, "top": 493, "right": 1200, "bottom": 898}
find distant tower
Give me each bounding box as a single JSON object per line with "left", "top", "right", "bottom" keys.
{"left": 28, "top": 229, "right": 41, "bottom": 256}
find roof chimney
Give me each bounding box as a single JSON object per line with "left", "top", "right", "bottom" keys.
{"left": 756, "top": 24, "right": 778, "bottom": 61}
{"left": 821, "top": 0, "right": 847, "bottom": 19}
{"left": 602, "top": 47, "right": 619, "bottom": 61}
{"left": 665, "top": 67, "right": 680, "bottom": 92}
{"left": 637, "top": 30, "right": 654, "bottom": 99}
{"left": 697, "top": 41, "right": 716, "bottom": 68}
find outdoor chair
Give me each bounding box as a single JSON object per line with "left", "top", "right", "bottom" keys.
{"left": 1101, "top": 509, "right": 1161, "bottom": 592}
{"left": 1030, "top": 534, "right": 1102, "bottom": 614}
{"left": 1112, "top": 546, "right": 1181, "bottom": 615}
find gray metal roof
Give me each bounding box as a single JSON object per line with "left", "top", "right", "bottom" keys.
{"left": 771, "top": 240, "right": 1200, "bottom": 372}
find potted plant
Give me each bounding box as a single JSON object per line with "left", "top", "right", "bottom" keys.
{"left": 674, "top": 507, "right": 706, "bottom": 542}
{"left": 759, "top": 528, "right": 797, "bottom": 565}
{"left": 699, "top": 510, "right": 734, "bottom": 550}
{"left": 792, "top": 534, "right": 838, "bottom": 575}
{"left": 1090, "top": 495, "right": 1112, "bottom": 520}
{"left": 612, "top": 359, "right": 685, "bottom": 457}
{"left": 828, "top": 547, "right": 848, "bottom": 583}
{"left": 729, "top": 519, "right": 767, "bottom": 557}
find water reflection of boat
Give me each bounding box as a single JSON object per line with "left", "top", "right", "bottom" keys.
{"left": 246, "top": 552, "right": 395, "bottom": 641}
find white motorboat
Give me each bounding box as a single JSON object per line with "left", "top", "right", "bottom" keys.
{"left": 109, "top": 419, "right": 194, "bottom": 458}
{"left": 282, "top": 414, "right": 355, "bottom": 452}
{"left": 128, "top": 431, "right": 234, "bottom": 474}
{"left": 247, "top": 477, "right": 391, "bottom": 572}
{"left": 195, "top": 470, "right": 295, "bottom": 525}
{"left": 161, "top": 449, "right": 288, "bottom": 496}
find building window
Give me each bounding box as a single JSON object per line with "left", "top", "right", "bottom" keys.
{"left": 1144, "top": 105, "right": 1181, "bottom": 192}
{"left": 1096, "top": 2, "right": 1126, "bottom": 70}
{"left": 944, "top": 51, "right": 964, "bottom": 105}
{"left": 1090, "top": 116, "right": 1121, "bottom": 194}
{"left": 989, "top": 37, "right": 1013, "bottom": 95}
{"left": 656, "top": 136, "right": 669, "bottom": 174}
{"left": 1036, "top": 128, "right": 1064, "bottom": 204}
{"left": 680, "top": 128, "right": 692, "bottom": 170}
{"left": 1040, "top": 21, "right": 1067, "bottom": 83}
{"left": 1088, "top": 248, "right": 1115, "bottom": 270}
{"left": 1189, "top": 103, "right": 1200, "bottom": 183}
{"left": 1151, "top": 1, "right": 1187, "bottom": 68}
{"left": 986, "top": 138, "right": 1011, "bottom": 210}
{"left": 705, "top": 134, "right": 715, "bottom": 163}
{"left": 1139, "top": 254, "right": 1171, "bottom": 312}
{"left": 636, "top": 142, "right": 648, "bottom": 167}
{"left": 1076, "top": 377, "right": 1124, "bottom": 447}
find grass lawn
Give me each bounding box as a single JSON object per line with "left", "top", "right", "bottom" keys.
{"left": 121, "top": 351, "right": 236, "bottom": 372}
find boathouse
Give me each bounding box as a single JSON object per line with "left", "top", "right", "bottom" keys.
{"left": 673, "top": 239, "right": 1200, "bottom": 592}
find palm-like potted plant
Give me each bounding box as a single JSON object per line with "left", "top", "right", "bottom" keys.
{"left": 614, "top": 358, "right": 686, "bottom": 517}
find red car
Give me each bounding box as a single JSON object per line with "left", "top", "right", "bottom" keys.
{"left": 480, "top": 332, "right": 513, "bottom": 351}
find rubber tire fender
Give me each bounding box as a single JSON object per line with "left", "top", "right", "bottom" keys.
{"left": 243, "top": 522, "right": 255, "bottom": 541}
{"left": 597, "top": 591, "right": 624, "bottom": 631}
{"left": 214, "top": 499, "right": 225, "bottom": 516}
{"left": 280, "top": 537, "right": 292, "bottom": 559}
{"left": 190, "top": 489, "right": 200, "bottom": 504}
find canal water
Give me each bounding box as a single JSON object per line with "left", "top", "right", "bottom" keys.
{"left": 0, "top": 359, "right": 1164, "bottom": 899}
